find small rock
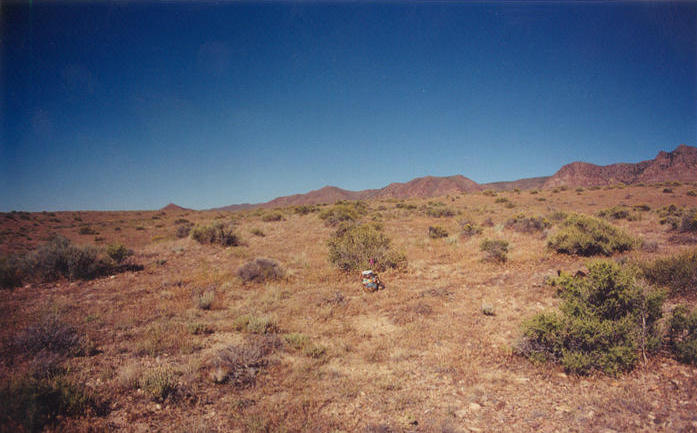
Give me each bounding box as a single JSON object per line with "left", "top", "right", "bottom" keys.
{"left": 155, "top": 404, "right": 161, "bottom": 410}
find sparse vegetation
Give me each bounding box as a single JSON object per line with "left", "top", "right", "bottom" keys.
{"left": 547, "top": 214, "right": 635, "bottom": 256}
{"left": 191, "top": 222, "right": 240, "bottom": 246}
{"left": 519, "top": 261, "right": 664, "bottom": 375}
{"left": 428, "top": 225, "right": 448, "bottom": 239}
{"left": 597, "top": 206, "right": 639, "bottom": 221}
{"left": 458, "top": 217, "right": 483, "bottom": 237}
{"left": 505, "top": 214, "right": 550, "bottom": 233}
{"left": 261, "top": 211, "right": 284, "bottom": 222}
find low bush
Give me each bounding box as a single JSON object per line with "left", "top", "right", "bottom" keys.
{"left": 283, "top": 333, "right": 310, "bottom": 350}
{"left": 547, "top": 214, "right": 635, "bottom": 256}
{"left": 22, "top": 236, "right": 116, "bottom": 282}
{"left": 175, "top": 224, "right": 192, "bottom": 238}
{"left": 0, "top": 255, "right": 23, "bottom": 289}
{"left": 597, "top": 206, "right": 639, "bottom": 221}
{"left": 191, "top": 222, "right": 239, "bottom": 246}
{"left": 0, "top": 375, "right": 101, "bottom": 433}
{"left": 679, "top": 208, "right": 697, "bottom": 233}
{"left": 106, "top": 243, "right": 133, "bottom": 264}
{"left": 327, "top": 223, "right": 407, "bottom": 272}
{"left": 234, "top": 314, "right": 278, "bottom": 334}
{"left": 505, "top": 214, "right": 550, "bottom": 233}
{"left": 250, "top": 228, "right": 265, "bottom": 237}
{"left": 194, "top": 289, "right": 215, "bottom": 310}
{"left": 424, "top": 206, "right": 455, "bottom": 218}
{"left": 319, "top": 205, "right": 360, "bottom": 226}
{"left": 518, "top": 261, "right": 665, "bottom": 375}
{"left": 261, "top": 211, "right": 284, "bottom": 222}
{"left": 668, "top": 306, "right": 697, "bottom": 365}
{"left": 208, "top": 337, "right": 276, "bottom": 386}
{"left": 428, "top": 226, "right": 448, "bottom": 239}
{"left": 14, "top": 314, "right": 85, "bottom": 358}
{"left": 139, "top": 366, "right": 177, "bottom": 401}
{"left": 78, "top": 226, "right": 96, "bottom": 235}
{"left": 294, "top": 205, "right": 318, "bottom": 215}
{"left": 237, "top": 258, "right": 285, "bottom": 283}
{"left": 480, "top": 239, "right": 509, "bottom": 263}
{"left": 641, "top": 249, "right": 697, "bottom": 295}
{"left": 458, "top": 217, "right": 483, "bottom": 238}
{"left": 657, "top": 204, "right": 683, "bottom": 229}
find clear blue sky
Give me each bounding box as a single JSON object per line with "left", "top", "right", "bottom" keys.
{"left": 1, "top": 1, "right": 695, "bottom": 211}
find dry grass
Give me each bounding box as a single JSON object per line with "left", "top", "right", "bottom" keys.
{"left": 2, "top": 183, "right": 697, "bottom": 431}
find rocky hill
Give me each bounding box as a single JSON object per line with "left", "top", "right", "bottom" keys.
{"left": 544, "top": 144, "right": 696, "bottom": 188}
{"left": 213, "top": 144, "right": 695, "bottom": 211}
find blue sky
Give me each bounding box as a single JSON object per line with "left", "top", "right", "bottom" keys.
{"left": 1, "top": 1, "right": 695, "bottom": 211}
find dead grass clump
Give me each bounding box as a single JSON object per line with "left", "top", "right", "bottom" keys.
{"left": 237, "top": 258, "right": 285, "bottom": 283}
{"left": 191, "top": 222, "right": 240, "bottom": 246}
{"left": 428, "top": 225, "right": 448, "bottom": 239}
{"left": 139, "top": 365, "right": 177, "bottom": 401}
{"left": 234, "top": 314, "right": 279, "bottom": 334}
{"left": 547, "top": 214, "right": 635, "bottom": 256}
{"left": 327, "top": 223, "right": 407, "bottom": 272}
{"left": 194, "top": 289, "right": 215, "bottom": 310}
{"left": 641, "top": 249, "right": 697, "bottom": 295}
{"left": 505, "top": 214, "right": 550, "bottom": 233}
{"left": 480, "top": 239, "right": 509, "bottom": 263}
{"left": 208, "top": 336, "right": 277, "bottom": 386}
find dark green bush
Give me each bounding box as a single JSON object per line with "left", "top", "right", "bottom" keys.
{"left": 519, "top": 261, "right": 664, "bottom": 376}
{"left": 428, "top": 226, "right": 448, "bottom": 239}
{"left": 668, "top": 306, "right": 697, "bottom": 365}
{"left": 641, "top": 249, "right": 697, "bottom": 295}
{"left": 327, "top": 223, "right": 406, "bottom": 272}
{"left": 191, "top": 222, "right": 239, "bottom": 246}
{"left": 505, "top": 214, "right": 550, "bottom": 233}
{"left": 480, "top": 239, "right": 509, "bottom": 263}
{"left": 547, "top": 214, "right": 635, "bottom": 256}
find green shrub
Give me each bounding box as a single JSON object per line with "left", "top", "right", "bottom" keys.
{"left": 641, "top": 249, "right": 697, "bottom": 295}
{"left": 294, "top": 205, "right": 318, "bottom": 215}
{"left": 668, "top": 306, "right": 697, "bottom": 365}
{"left": 327, "top": 223, "right": 407, "bottom": 272}
{"left": 0, "top": 375, "right": 101, "bottom": 433}
{"left": 480, "top": 239, "right": 509, "bottom": 263}
{"left": 428, "top": 226, "right": 449, "bottom": 239}
{"left": 191, "top": 222, "right": 239, "bottom": 246}
{"left": 657, "top": 204, "right": 683, "bottom": 229}
{"left": 283, "top": 333, "right": 309, "bottom": 350}
{"left": 547, "top": 214, "right": 635, "bottom": 256}
{"left": 505, "top": 214, "right": 550, "bottom": 233}
{"left": 237, "top": 258, "right": 285, "bottom": 283}
{"left": 106, "top": 243, "right": 133, "bottom": 264}
{"left": 519, "top": 261, "right": 664, "bottom": 375}
{"left": 234, "top": 314, "right": 278, "bottom": 334}
{"left": 261, "top": 211, "right": 284, "bottom": 222}
{"left": 302, "top": 344, "right": 327, "bottom": 359}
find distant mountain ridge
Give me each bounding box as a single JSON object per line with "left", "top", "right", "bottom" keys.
{"left": 211, "top": 144, "right": 696, "bottom": 211}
